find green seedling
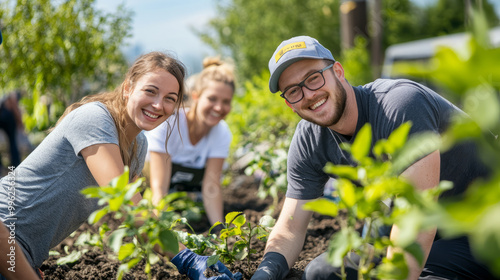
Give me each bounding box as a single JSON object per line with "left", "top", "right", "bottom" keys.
{"left": 207, "top": 212, "right": 275, "bottom": 270}
{"left": 81, "top": 167, "right": 192, "bottom": 280}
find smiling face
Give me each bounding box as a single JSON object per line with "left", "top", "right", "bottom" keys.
{"left": 279, "top": 59, "right": 347, "bottom": 127}
{"left": 194, "top": 80, "right": 233, "bottom": 128}
{"left": 124, "top": 69, "right": 180, "bottom": 134}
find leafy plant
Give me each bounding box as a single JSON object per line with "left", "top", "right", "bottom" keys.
{"left": 1, "top": 0, "right": 132, "bottom": 131}
{"left": 207, "top": 212, "right": 275, "bottom": 269}
{"left": 81, "top": 167, "right": 189, "bottom": 280}
{"left": 305, "top": 9, "right": 500, "bottom": 279}
{"left": 304, "top": 123, "right": 450, "bottom": 279}
{"left": 226, "top": 72, "right": 299, "bottom": 209}
{"left": 390, "top": 9, "right": 500, "bottom": 276}
{"left": 244, "top": 138, "right": 290, "bottom": 213}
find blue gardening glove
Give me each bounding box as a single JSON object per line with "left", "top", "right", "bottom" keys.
{"left": 172, "top": 249, "right": 243, "bottom": 280}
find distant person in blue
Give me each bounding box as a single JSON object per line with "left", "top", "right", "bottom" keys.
{"left": 251, "top": 36, "right": 496, "bottom": 280}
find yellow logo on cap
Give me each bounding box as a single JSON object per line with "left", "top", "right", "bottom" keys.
{"left": 275, "top": 41, "right": 306, "bottom": 63}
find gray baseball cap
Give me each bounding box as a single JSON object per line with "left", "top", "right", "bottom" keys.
{"left": 268, "top": 36, "right": 335, "bottom": 93}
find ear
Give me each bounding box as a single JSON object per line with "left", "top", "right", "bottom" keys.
{"left": 332, "top": 62, "right": 346, "bottom": 81}
{"left": 122, "top": 81, "right": 131, "bottom": 100}
{"left": 285, "top": 100, "right": 296, "bottom": 113}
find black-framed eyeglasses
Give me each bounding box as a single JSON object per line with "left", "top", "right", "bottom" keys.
{"left": 280, "top": 64, "right": 334, "bottom": 104}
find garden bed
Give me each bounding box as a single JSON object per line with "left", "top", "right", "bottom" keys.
{"left": 40, "top": 175, "right": 340, "bottom": 280}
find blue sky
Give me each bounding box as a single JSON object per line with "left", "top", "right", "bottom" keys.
{"left": 95, "top": 0, "right": 500, "bottom": 75}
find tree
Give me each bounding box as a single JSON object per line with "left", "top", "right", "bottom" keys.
{"left": 195, "top": 0, "right": 342, "bottom": 82}
{"left": 0, "top": 0, "right": 132, "bottom": 130}
{"left": 420, "top": 0, "right": 499, "bottom": 38}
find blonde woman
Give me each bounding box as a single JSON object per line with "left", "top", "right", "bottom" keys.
{"left": 145, "top": 57, "right": 235, "bottom": 228}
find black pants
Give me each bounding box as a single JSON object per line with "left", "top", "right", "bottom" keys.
{"left": 302, "top": 236, "right": 499, "bottom": 280}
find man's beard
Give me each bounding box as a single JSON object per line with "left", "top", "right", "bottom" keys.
{"left": 296, "top": 77, "right": 347, "bottom": 127}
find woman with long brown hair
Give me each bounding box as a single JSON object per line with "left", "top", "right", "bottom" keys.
{"left": 0, "top": 51, "right": 188, "bottom": 279}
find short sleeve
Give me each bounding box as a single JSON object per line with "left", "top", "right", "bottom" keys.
{"left": 377, "top": 81, "right": 443, "bottom": 137}
{"left": 64, "top": 102, "right": 119, "bottom": 156}
{"left": 207, "top": 120, "right": 232, "bottom": 159}
{"left": 144, "top": 120, "right": 169, "bottom": 154}
{"left": 286, "top": 122, "right": 330, "bottom": 200}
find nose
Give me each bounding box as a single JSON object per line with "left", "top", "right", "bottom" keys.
{"left": 302, "top": 86, "right": 317, "bottom": 100}
{"left": 151, "top": 96, "right": 162, "bottom": 110}
{"left": 213, "top": 101, "right": 223, "bottom": 111}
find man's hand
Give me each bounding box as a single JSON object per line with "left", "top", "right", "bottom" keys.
{"left": 171, "top": 249, "right": 242, "bottom": 280}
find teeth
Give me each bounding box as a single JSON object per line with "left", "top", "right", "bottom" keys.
{"left": 210, "top": 112, "right": 221, "bottom": 117}
{"left": 310, "top": 98, "right": 326, "bottom": 110}
{"left": 144, "top": 110, "right": 160, "bottom": 119}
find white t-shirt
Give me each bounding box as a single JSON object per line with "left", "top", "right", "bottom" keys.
{"left": 144, "top": 109, "right": 232, "bottom": 169}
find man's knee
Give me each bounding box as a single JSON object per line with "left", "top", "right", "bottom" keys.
{"left": 302, "top": 253, "right": 343, "bottom": 280}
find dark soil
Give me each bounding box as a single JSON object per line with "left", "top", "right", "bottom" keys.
{"left": 40, "top": 175, "right": 341, "bottom": 280}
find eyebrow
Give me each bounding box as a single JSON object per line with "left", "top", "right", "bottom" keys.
{"left": 146, "top": 84, "right": 179, "bottom": 96}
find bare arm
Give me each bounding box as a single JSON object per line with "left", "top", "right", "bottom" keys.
{"left": 201, "top": 158, "right": 225, "bottom": 225}
{"left": 0, "top": 221, "right": 39, "bottom": 279}
{"left": 148, "top": 151, "right": 172, "bottom": 206}
{"left": 81, "top": 143, "right": 126, "bottom": 187}
{"left": 388, "top": 150, "right": 440, "bottom": 280}
{"left": 265, "top": 197, "right": 314, "bottom": 268}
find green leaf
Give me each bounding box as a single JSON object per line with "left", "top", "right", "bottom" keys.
{"left": 324, "top": 163, "right": 358, "bottom": 181}
{"left": 385, "top": 122, "right": 412, "bottom": 155}
{"left": 338, "top": 180, "right": 357, "bottom": 208}
{"left": 376, "top": 252, "right": 408, "bottom": 280}
{"left": 303, "top": 198, "right": 339, "bottom": 217}
{"left": 158, "top": 229, "right": 179, "bottom": 254}
{"left": 111, "top": 166, "right": 130, "bottom": 190}
{"left": 88, "top": 207, "right": 108, "bottom": 224}
{"left": 56, "top": 249, "right": 88, "bottom": 265}
{"left": 327, "top": 227, "right": 362, "bottom": 267}
{"left": 351, "top": 124, "right": 372, "bottom": 162}
{"left": 124, "top": 177, "right": 144, "bottom": 201}
{"left": 209, "top": 221, "right": 223, "bottom": 234}
{"left": 225, "top": 212, "right": 244, "bottom": 225}
{"left": 80, "top": 186, "right": 101, "bottom": 198}
{"left": 463, "top": 85, "right": 500, "bottom": 131}
{"left": 259, "top": 215, "right": 276, "bottom": 228}
{"left": 116, "top": 263, "right": 129, "bottom": 280}
{"left": 148, "top": 253, "right": 160, "bottom": 265}
{"left": 404, "top": 242, "right": 424, "bottom": 267}
{"left": 108, "top": 228, "right": 127, "bottom": 253}
{"left": 469, "top": 204, "right": 500, "bottom": 275}
{"left": 118, "top": 243, "right": 136, "bottom": 261}
{"left": 109, "top": 196, "right": 125, "bottom": 211}
{"left": 231, "top": 213, "right": 246, "bottom": 227}
{"left": 207, "top": 255, "right": 220, "bottom": 267}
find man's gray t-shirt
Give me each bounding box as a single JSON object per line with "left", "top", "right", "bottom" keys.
{"left": 0, "top": 102, "right": 147, "bottom": 267}
{"left": 287, "top": 79, "right": 489, "bottom": 200}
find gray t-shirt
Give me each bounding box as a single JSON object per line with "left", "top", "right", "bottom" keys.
{"left": 0, "top": 102, "right": 147, "bottom": 267}
{"left": 287, "top": 79, "right": 489, "bottom": 200}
